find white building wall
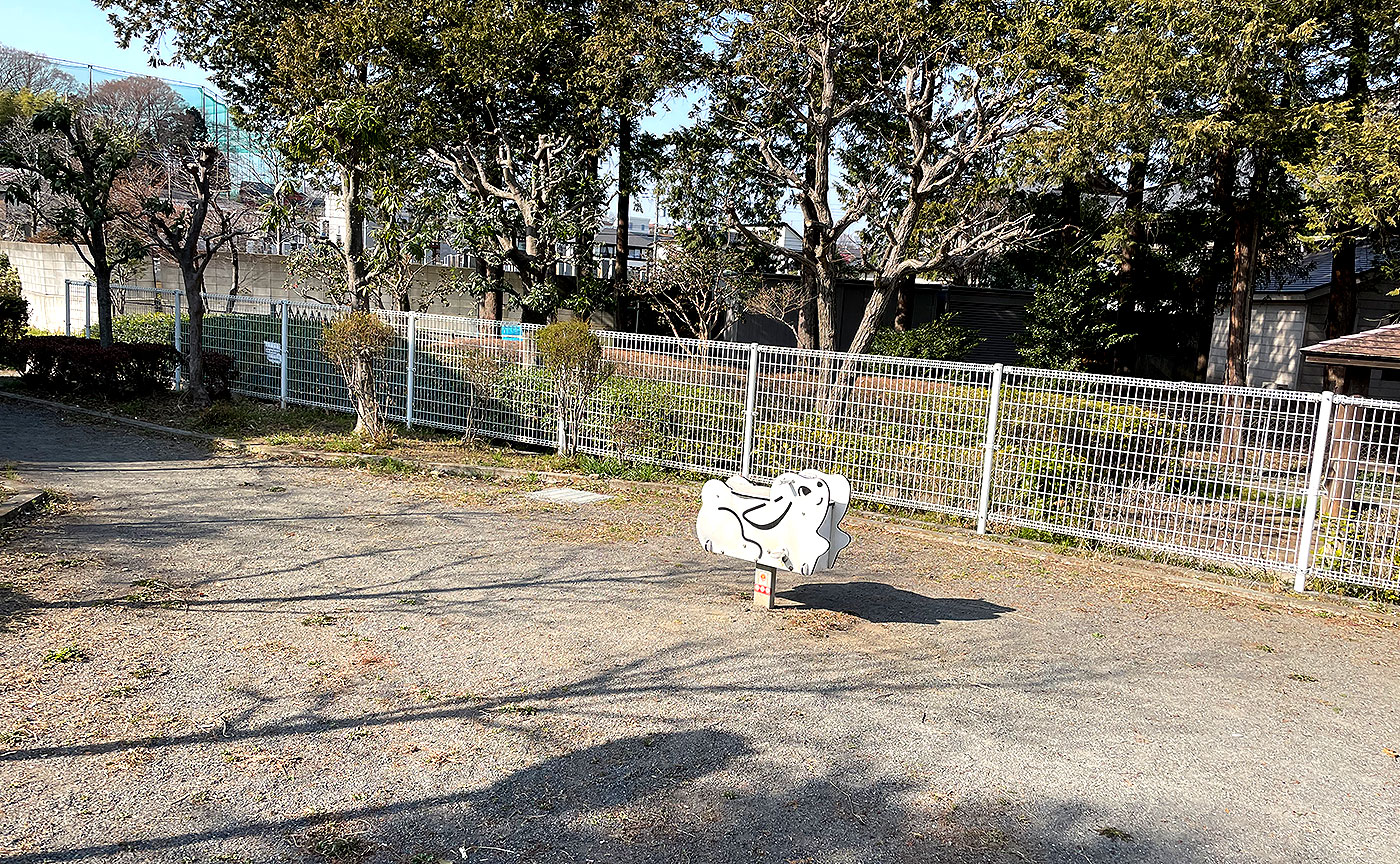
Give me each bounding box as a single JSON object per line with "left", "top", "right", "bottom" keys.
{"left": 1, "top": 240, "right": 95, "bottom": 332}
{"left": 1206, "top": 303, "right": 1307, "bottom": 389}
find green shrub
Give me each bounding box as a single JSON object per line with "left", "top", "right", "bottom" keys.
{"left": 587, "top": 375, "right": 743, "bottom": 466}
{"left": 97, "top": 312, "right": 177, "bottom": 344}
{"left": 0, "top": 294, "right": 28, "bottom": 363}
{"left": 537, "top": 321, "right": 609, "bottom": 376}
{"left": 868, "top": 315, "right": 984, "bottom": 361}
{"left": 322, "top": 312, "right": 394, "bottom": 366}
{"left": 536, "top": 321, "right": 614, "bottom": 456}
{"left": 11, "top": 335, "right": 179, "bottom": 398}
{"left": 0, "top": 252, "right": 21, "bottom": 298}
{"left": 322, "top": 312, "right": 396, "bottom": 442}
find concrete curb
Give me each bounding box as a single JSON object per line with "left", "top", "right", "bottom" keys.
{"left": 0, "top": 482, "right": 47, "bottom": 526}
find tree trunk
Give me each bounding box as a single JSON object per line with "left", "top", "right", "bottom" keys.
{"left": 485, "top": 261, "right": 503, "bottom": 321}
{"left": 1224, "top": 153, "right": 1266, "bottom": 388}
{"left": 796, "top": 152, "right": 821, "bottom": 351}
{"left": 1320, "top": 240, "right": 1371, "bottom": 521}
{"left": 183, "top": 268, "right": 209, "bottom": 407}
{"left": 814, "top": 263, "right": 838, "bottom": 353}
{"left": 846, "top": 274, "right": 900, "bottom": 356}
{"left": 615, "top": 111, "right": 631, "bottom": 292}
{"left": 227, "top": 244, "right": 241, "bottom": 313}
{"left": 1195, "top": 148, "right": 1237, "bottom": 378}
{"left": 90, "top": 227, "right": 114, "bottom": 346}
{"left": 1224, "top": 208, "right": 1257, "bottom": 387}
{"left": 475, "top": 256, "right": 497, "bottom": 321}
{"left": 1324, "top": 237, "right": 1360, "bottom": 392}
{"left": 1116, "top": 148, "right": 1147, "bottom": 373}
{"left": 344, "top": 352, "right": 383, "bottom": 442}
{"left": 343, "top": 163, "right": 369, "bottom": 311}
{"left": 893, "top": 275, "right": 912, "bottom": 332}
{"left": 796, "top": 289, "right": 818, "bottom": 350}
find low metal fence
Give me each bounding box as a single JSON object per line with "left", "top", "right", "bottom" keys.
{"left": 60, "top": 283, "right": 1400, "bottom": 593}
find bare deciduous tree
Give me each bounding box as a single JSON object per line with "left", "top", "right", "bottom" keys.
{"left": 119, "top": 112, "right": 256, "bottom": 405}
{"left": 631, "top": 233, "right": 763, "bottom": 341}
{"left": 88, "top": 76, "right": 187, "bottom": 146}
{"left": 844, "top": 55, "right": 1053, "bottom": 355}
{"left": 0, "top": 44, "right": 76, "bottom": 94}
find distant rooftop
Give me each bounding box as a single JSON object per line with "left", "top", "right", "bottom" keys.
{"left": 1301, "top": 323, "right": 1400, "bottom": 369}
{"left": 1262, "top": 245, "right": 1388, "bottom": 294}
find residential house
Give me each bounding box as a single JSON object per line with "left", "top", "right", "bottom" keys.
{"left": 1205, "top": 246, "right": 1399, "bottom": 396}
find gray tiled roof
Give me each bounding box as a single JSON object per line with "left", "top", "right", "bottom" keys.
{"left": 1262, "top": 245, "right": 1387, "bottom": 294}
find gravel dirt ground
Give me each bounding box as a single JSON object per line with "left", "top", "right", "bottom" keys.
{"left": 1, "top": 399, "right": 1398, "bottom": 864}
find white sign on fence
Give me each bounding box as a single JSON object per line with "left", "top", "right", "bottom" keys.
{"left": 697, "top": 469, "right": 852, "bottom": 609}
{"left": 263, "top": 340, "right": 284, "bottom": 366}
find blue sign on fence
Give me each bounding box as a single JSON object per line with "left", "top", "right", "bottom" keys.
{"left": 501, "top": 324, "right": 523, "bottom": 342}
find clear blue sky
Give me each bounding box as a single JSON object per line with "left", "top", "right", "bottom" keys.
{"left": 0, "top": 0, "right": 214, "bottom": 90}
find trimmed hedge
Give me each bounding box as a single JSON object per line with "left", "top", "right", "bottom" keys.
{"left": 106, "top": 312, "right": 178, "bottom": 345}
{"left": 12, "top": 335, "right": 180, "bottom": 398}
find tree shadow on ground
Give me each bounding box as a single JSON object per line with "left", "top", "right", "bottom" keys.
{"left": 0, "top": 582, "right": 41, "bottom": 634}
{"left": 781, "top": 580, "right": 1015, "bottom": 625}
{"left": 2, "top": 725, "right": 1227, "bottom": 864}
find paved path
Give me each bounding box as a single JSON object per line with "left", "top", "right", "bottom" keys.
{"left": 1, "top": 400, "right": 1398, "bottom": 864}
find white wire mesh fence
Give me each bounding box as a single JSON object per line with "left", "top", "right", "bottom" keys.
{"left": 54, "top": 283, "right": 1400, "bottom": 593}
{"left": 988, "top": 369, "right": 1323, "bottom": 573}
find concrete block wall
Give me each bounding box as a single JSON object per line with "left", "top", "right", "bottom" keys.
{"left": 3, "top": 240, "right": 621, "bottom": 332}
{"left": 1, "top": 241, "right": 95, "bottom": 332}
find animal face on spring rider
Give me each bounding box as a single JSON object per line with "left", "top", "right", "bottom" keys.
{"left": 696, "top": 468, "right": 852, "bottom": 576}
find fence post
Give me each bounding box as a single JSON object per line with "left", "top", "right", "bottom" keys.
{"left": 84, "top": 281, "right": 91, "bottom": 338}
{"left": 1294, "top": 391, "right": 1335, "bottom": 593}
{"left": 976, "top": 363, "right": 1006, "bottom": 534}
{"left": 173, "top": 290, "right": 182, "bottom": 390}
{"left": 279, "top": 300, "right": 290, "bottom": 409}
{"left": 740, "top": 343, "right": 761, "bottom": 477}
{"left": 405, "top": 312, "right": 417, "bottom": 428}
{"left": 64, "top": 280, "right": 72, "bottom": 336}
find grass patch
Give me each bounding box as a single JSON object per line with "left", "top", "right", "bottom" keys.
{"left": 1096, "top": 826, "right": 1134, "bottom": 842}
{"left": 301, "top": 614, "right": 337, "bottom": 627}
{"left": 1287, "top": 673, "right": 1319, "bottom": 683}
{"left": 559, "top": 452, "right": 694, "bottom": 483}
{"left": 1303, "top": 574, "right": 1400, "bottom": 607}
{"left": 297, "top": 821, "right": 370, "bottom": 863}
{"left": 362, "top": 456, "right": 422, "bottom": 477}
{"left": 43, "top": 643, "right": 88, "bottom": 663}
